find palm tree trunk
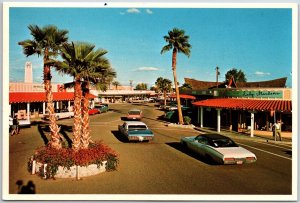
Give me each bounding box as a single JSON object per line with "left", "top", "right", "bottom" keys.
{"left": 72, "top": 78, "right": 82, "bottom": 151}
{"left": 44, "top": 63, "right": 62, "bottom": 149}
{"left": 172, "top": 49, "right": 183, "bottom": 124}
{"left": 81, "top": 82, "right": 91, "bottom": 149}
{"left": 163, "top": 90, "right": 167, "bottom": 107}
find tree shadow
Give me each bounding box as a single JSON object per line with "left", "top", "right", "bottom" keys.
{"left": 166, "top": 142, "right": 217, "bottom": 165}
{"left": 59, "top": 124, "right": 73, "bottom": 148}
{"left": 37, "top": 123, "right": 73, "bottom": 147}
{"left": 37, "top": 124, "right": 50, "bottom": 145}
{"left": 16, "top": 180, "right": 36, "bottom": 194}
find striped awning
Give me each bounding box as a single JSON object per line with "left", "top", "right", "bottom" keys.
{"left": 169, "top": 94, "right": 196, "bottom": 100}
{"left": 192, "top": 98, "right": 292, "bottom": 112}
{"left": 9, "top": 92, "right": 97, "bottom": 104}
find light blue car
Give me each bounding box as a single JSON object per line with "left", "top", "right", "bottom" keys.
{"left": 118, "top": 121, "right": 154, "bottom": 142}
{"left": 181, "top": 134, "right": 257, "bottom": 165}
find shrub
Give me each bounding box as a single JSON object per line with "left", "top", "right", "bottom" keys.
{"left": 183, "top": 116, "right": 191, "bottom": 125}
{"left": 28, "top": 141, "right": 119, "bottom": 179}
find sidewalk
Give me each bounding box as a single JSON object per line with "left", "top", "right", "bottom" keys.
{"left": 194, "top": 127, "right": 292, "bottom": 144}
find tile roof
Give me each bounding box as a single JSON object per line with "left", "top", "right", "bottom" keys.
{"left": 192, "top": 98, "right": 292, "bottom": 112}
{"left": 9, "top": 92, "right": 97, "bottom": 104}
{"left": 184, "top": 77, "right": 287, "bottom": 89}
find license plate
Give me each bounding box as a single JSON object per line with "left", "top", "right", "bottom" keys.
{"left": 236, "top": 160, "right": 243, "bottom": 165}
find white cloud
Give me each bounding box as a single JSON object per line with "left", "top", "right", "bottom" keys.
{"left": 127, "top": 8, "right": 141, "bottom": 14}
{"left": 134, "top": 67, "right": 160, "bottom": 71}
{"left": 255, "top": 71, "right": 271, "bottom": 76}
{"left": 146, "top": 9, "right": 153, "bottom": 14}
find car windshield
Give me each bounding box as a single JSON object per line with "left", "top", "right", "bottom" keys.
{"left": 128, "top": 125, "right": 147, "bottom": 130}
{"left": 212, "top": 138, "right": 238, "bottom": 148}
{"left": 128, "top": 111, "right": 141, "bottom": 115}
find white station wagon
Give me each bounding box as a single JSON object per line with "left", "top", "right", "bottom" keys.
{"left": 43, "top": 109, "right": 74, "bottom": 120}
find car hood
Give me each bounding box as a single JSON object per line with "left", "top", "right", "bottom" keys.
{"left": 215, "top": 147, "right": 256, "bottom": 158}
{"left": 128, "top": 129, "right": 153, "bottom": 136}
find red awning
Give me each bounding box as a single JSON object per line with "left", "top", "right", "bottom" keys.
{"left": 9, "top": 92, "right": 97, "bottom": 104}
{"left": 192, "top": 98, "right": 292, "bottom": 112}
{"left": 169, "top": 94, "right": 196, "bottom": 100}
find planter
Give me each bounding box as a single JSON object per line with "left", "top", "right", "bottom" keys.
{"left": 32, "top": 160, "right": 107, "bottom": 179}
{"left": 167, "top": 123, "right": 195, "bottom": 129}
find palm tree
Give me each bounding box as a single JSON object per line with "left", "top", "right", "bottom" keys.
{"left": 52, "top": 42, "right": 112, "bottom": 150}
{"left": 18, "top": 25, "right": 68, "bottom": 149}
{"left": 95, "top": 67, "right": 116, "bottom": 92}
{"left": 155, "top": 77, "right": 172, "bottom": 107}
{"left": 161, "top": 28, "right": 191, "bottom": 124}
{"left": 112, "top": 81, "right": 121, "bottom": 90}
{"left": 80, "top": 52, "right": 112, "bottom": 149}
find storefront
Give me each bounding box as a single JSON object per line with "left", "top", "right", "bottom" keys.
{"left": 180, "top": 77, "right": 292, "bottom": 136}
{"left": 9, "top": 92, "right": 97, "bottom": 119}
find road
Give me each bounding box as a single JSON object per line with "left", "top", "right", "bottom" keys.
{"left": 8, "top": 103, "right": 292, "bottom": 197}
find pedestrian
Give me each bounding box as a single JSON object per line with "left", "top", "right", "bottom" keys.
{"left": 274, "top": 120, "right": 282, "bottom": 141}
{"left": 11, "top": 115, "right": 19, "bottom": 136}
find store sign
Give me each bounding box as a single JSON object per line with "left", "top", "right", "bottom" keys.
{"left": 225, "top": 90, "right": 283, "bottom": 98}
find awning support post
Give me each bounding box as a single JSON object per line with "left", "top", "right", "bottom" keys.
{"left": 217, "top": 108, "right": 221, "bottom": 133}
{"left": 68, "top": 100, "right": 71, "bottom": 112}
{"left": 250, "top": 112, "right": 254, "bottom": 137}
{"left": 27, "top": 102, "right": 30, "bottom": 121}
{"left": 200, "top": 107, "right": 203, "bottom": 128}
{"left": 43, "top": 102, "right": 46, "bottom": 115}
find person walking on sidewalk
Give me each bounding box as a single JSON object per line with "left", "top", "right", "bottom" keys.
{"left": 274, "top": 120, "right": 282, "bottom": 141}
{"left": 11, "top": 115, "right": 19, "bottom": 136}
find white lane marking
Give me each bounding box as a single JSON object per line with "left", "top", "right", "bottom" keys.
{"left": 237, "top": 142, "right": 292, "bottom": 161}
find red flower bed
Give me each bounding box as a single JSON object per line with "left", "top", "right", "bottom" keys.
{"left": 29, "top": 141, "right": 119, "bottom": 179}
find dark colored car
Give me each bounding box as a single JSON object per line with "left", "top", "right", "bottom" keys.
{"left": 95, "top": 104, "right": 109, "bottom": 113}
{"left": 164, "top": 107, "right": 194, "bottom": 123}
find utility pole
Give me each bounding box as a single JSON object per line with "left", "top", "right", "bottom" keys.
{"left": 129, "top": 80, "right": 133, "bottom": 90}
{"left": 216, "top": 66, "right": 220, "bottom": 88}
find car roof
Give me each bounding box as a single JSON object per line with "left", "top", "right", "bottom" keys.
{"left": 200, "top": 133, "right": 230, "bottom": 140}
{"left": 124, "top": 121, "right": 146, "bottom": 125}
{"left": 129, "top": 109, "right": 141, "bottom": 111}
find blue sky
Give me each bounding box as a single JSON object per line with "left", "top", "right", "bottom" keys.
{"left": 9, "top": 7, "right": 292, "bottom": 87}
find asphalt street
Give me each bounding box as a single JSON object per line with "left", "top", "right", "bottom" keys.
{"left": 7, "top": 103, "right": 293, "bottom": 199}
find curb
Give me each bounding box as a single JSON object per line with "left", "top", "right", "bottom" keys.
{"left": 193, "top": 127, "right": 292, "bottom": 144}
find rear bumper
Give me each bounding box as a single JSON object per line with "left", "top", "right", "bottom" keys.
{"left": 128, "top": 136, "right": 154, "bottom": 141}
{"left": 223, "top": 158, "right": 257, "bottom": 165}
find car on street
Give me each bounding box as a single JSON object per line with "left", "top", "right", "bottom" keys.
{"left": 88, "top": 108, "right": 99, "bottom": 115}
{"left": 118, "top": 121, "right": 154, "bottom": 142}
{"left": 95, "top": 104, "right": 109, "bottom": 113}
{"left": 164, "top": 107, "right": 193, "bottom": 123}
{"left": 126, "top": 109, "right": 142, "bottom": 120}
{"left": 181, "top": 133, "right": 257, "bottom": 165}
{"left": 43, "top": 109, "right": 74, "bottom": 120}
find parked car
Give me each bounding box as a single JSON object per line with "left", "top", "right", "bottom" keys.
{"left": 95, "top": 104, "right": 108, "bottom": 113}
{"left": 118, "top": 121, "right": 154, "bottom": 142}
{"left": 164, "top": 107, "right": 193, "bottom": 123}
{"left": 43, "top": 109, "right": 74, "bottom": 120}
{"left": 181, "top": 133, "right": 257, "bottom": 165}
{"left": 9, "top": 115, "right": 31, "bottom": 127}
{"left": 88, "top": 108, "right": 99, "bottom": 115}
{"left": 126, "top": 109, "right": 142, "bottom": 120}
